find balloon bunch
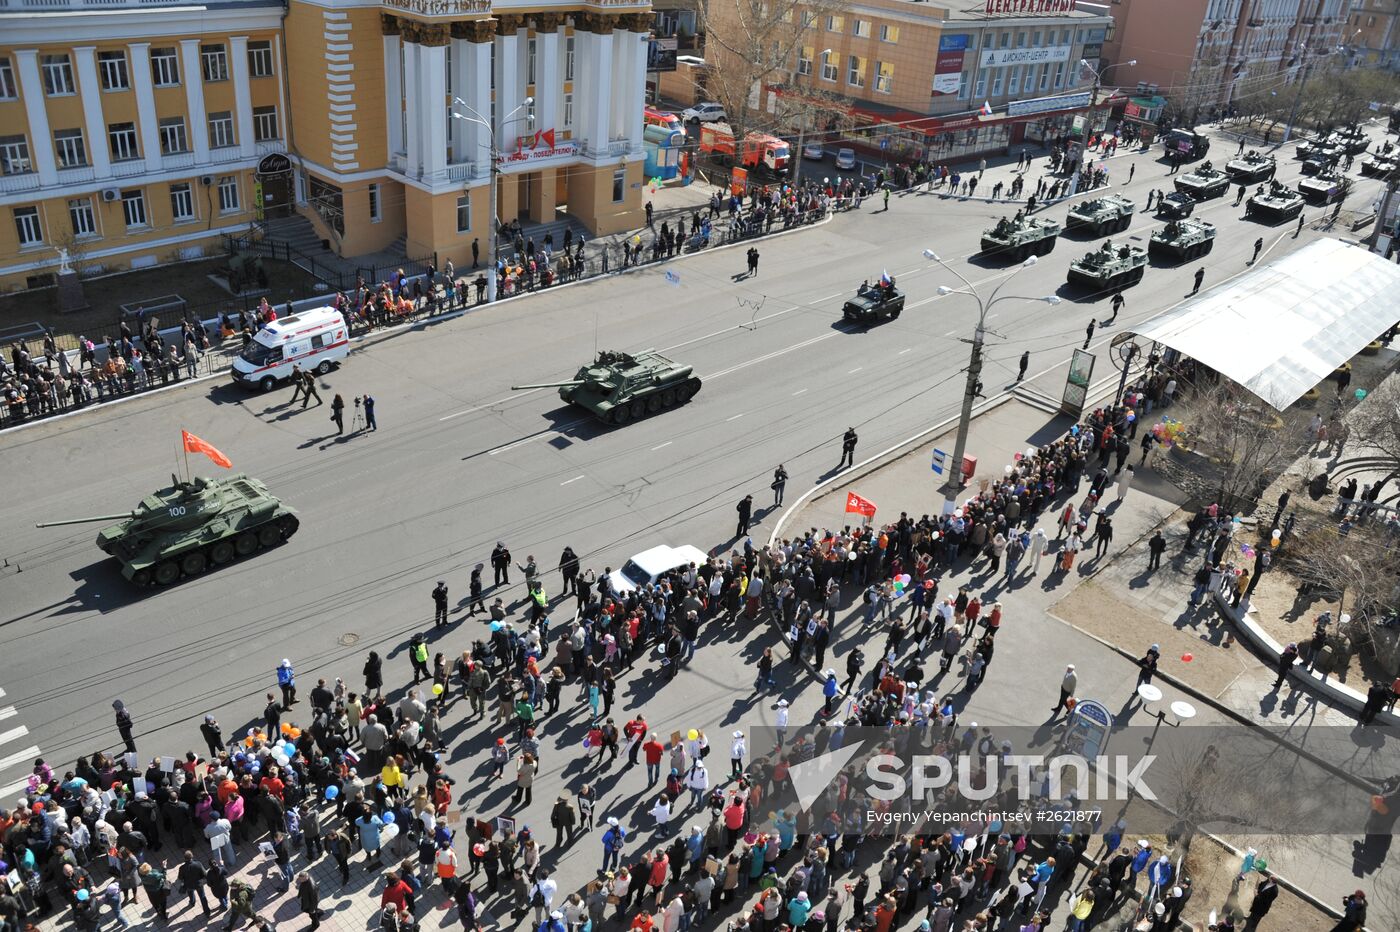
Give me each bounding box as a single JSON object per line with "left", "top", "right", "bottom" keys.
{"left": 1151, "top": 415, "right": 1186, "bottom": 448}
{"left": 891, "top": 573, "right": 913, "bottom": 597}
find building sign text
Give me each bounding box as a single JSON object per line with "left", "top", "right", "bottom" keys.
{"left": 381, "top": 0, "right": 490, "bottom": 16}
{"left": 1006, "top": 91, "right": 1091, "bottom": 118}
{"left": 978, "top": 44, "right": 1071, "bottom": 68}
{"left": 985, "top": 0, "right": 1076, "bottom": 13}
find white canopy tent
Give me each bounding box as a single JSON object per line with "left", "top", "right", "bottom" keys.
{"left": 1129, "top": 239, "right": 1400, "bottom": 410}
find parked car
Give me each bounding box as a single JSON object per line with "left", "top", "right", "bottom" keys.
{"left": 802, "top": 142, "right": 826, "bottom": 161}
{"left": 835, "top": 148, "right": 857, "bottom": 170}
{"left": 682, "top": 102, "right": 727, "bottom": 124}
{"left": 607, "top": 544, "right": 710, "bottom": 594}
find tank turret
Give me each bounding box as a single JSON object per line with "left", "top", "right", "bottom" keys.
{"left": 511, "top": 350, "right": 701, "bottom": 426}
{"left": 36, "top": 473, "right": 298, "bottom": 586}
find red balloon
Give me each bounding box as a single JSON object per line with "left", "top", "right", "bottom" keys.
{"left": 1181, "top": 653, "right": 1194, "bottom": 662}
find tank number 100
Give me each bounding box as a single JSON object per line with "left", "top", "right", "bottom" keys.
{"left": 169, "top": 506, "right": 188, "bottom": 517}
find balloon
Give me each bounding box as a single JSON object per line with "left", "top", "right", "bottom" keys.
{"left": 325, "top": 785, "right": 340, "bottom": 800}
{"left": 490, "top": 621, "right": 502, "bottom": 632}
{"left": 923, "top": 580, "right": 935, "bottom": 590}
{"left": 280, "top": 723, "right": 292, "bottom": 735}
{"left": 1181, "top": 653, "right": 1194, "bottom": 662}
{"left": 382, "top": 812, "right": 395, "bottom": 824}
{"left": 1240, "top": 544, "right": 1254, "bottom": 557}
{"left": 687, "top": 729, "right": 699, "bottom": 741}
{"left": 1126, "top": 412, "right": 1136, "bottom": 422}
{"left": 1355, "top": 389, "right": 1368, "bottom": 400}
{"left": 289, "top": 728, "right": 301, "bottom": 739}
{"left": 247, "top": 727, "right": 258, "bottom": 737}
{"left": 432, "top": 684, "right": 445, "bottom": 696}
{"left": 1070, "top": 425, "right": 1080, "bottom": 435}
{"left": 848, "top": 551, "right": 858, "bottom": 561}
{"left": 75, "top": 889, "right": 89, "bottom": 902}
{"left": 283, "top": 741, "right": 296, "bottom": 754}
{"left": 244, "top": 737, "right": 255, "bottom": 748}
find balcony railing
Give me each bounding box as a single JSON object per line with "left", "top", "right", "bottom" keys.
{"left": 0, "top": 0, "right": 275, "bottom": 8}
{"left": 0, "top": 172, "right": 41, "bottom": 194}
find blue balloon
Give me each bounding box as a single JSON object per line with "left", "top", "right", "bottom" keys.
{"left": 75, "top": 889, "right": 90, "bottom": 902}
{"left": 490, "top": 621, "right": 502, "bottom": 632}
{"left": 324, "top": 785, "right": 340, "bottom": 800}
{"left": 382, "top": 811, "right": 396, "bottom": 824}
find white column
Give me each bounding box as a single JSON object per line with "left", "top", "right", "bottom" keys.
{"left": 229, "top": 36, "right": 255, "bottom": 158}
{"left": 588, "top": 31, "right": 614, "bottom": 156}
{"left": 465, "top": 38, "right": 491, "bottom": 172}
{"left": 179, "top": 39, "right": 209, "bottom": 164}
{"left": 494, "top": 28, "right": 520, "bottom": 152}
{"left": 71, "top": 47, "right": 112, "bottom": 178}
{"left": 626, "top": 31, "right": 646, "bottom": 152}
{"left": 403, "top": 39, "right": 421, "bottom": 177}
{"left": 14, "top": 50, "right": 58, "bottom": 185}
{"left": 609, "top": 32, "right": 628, "bottom": 142}
{"left": 536, "top": 28, "right": 560, "bottom": 141}
{"left": 421, "top": 42, "right": 448, "bottom": 182}
{"left": 449, "top": 37, "right": 467, "bottom": 159}
{"left": 384, "top": 35, "right": 403, "bottom": 158}
{"left": 128, "top": 43, "right": 162, "bottom": 173}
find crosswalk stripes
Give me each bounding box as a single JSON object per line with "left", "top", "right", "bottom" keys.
{"left": 0, "top": 687, "right": 42, "bottom": 802}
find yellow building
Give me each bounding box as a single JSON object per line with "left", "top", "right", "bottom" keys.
{"left": 0, "top": 0, "right": 651, "bottom": 293}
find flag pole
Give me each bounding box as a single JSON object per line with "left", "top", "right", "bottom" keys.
{"left": 182, "top": 432, "right": 190, "bottom": 482}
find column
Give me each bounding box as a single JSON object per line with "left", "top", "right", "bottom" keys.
{"left": 449, "top": 35, "right": 467, "bottom": 159}
{"left": 229, "top": 36, "right": 255, "bottom": 158}
{"left": 625, "top": 26, "right": 646, "bottom": 152}
{"left": 420, "top": 39, "right": 448, "bottom": 182}
{"left": 533, "top": 15, "right": 562, "bottom": 141}
{"left": 609, "top": 29, "right": 628, "bottom": 144}
{"left": 71, "top": 47, "right": 112, "bottom": 178}
{"left": 384, "top": 33, "right": 403, "bottom": 158}
{"left": 402, "top": 38, "right": 421, "bottom": 177}
{"left": 13, "top": 50, "right": 58, "bottom": 185}
{"left": 494, "top": 17, "right": 522, "bottom": 152}
{"left": 179, "top": 39, "right": 210, "bottom": 164}
{"left": 463, "top": 30, "right": 492, "bottom": 172}
{"left": 127, "top": 43, "right": 162, "bottom": 173}
{"left": 587, "top": 30, "right": 614, "bottom": 156}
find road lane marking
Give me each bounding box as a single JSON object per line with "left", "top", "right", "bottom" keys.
{"left": 702, "top": 331, "right": 839, "bottom": 379}
{"left": 560, "top": 475, "right": 585, "bottom": 485}
{"left": 0, "top": 708, "right": 14, "bottom": 723}
{"left": 651, "top": 441, "right": 672, "bottom": 451}
{"left": 0, "top": 726, "right": 28, "bottom": 748}
{"left": 945, "top": 329, "right": 959, "bottom": 336}
{"left": 0, "top": 745, "right": 39, "bottom": 772}
{"left": 485, "top": 417, "right": 590, "bottom": 455}
{"left": 791, "top": 388, "right": 808, "bottom": 396}
{"left": 726, "top": 413, "right": 745, "bottom": 421}
{"left": 898, "top": 348, "right": 913, "bottom": 355}
{"left": 847, "top": 367, "right": 863, "bottom": 374}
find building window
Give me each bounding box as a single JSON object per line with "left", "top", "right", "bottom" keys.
{"left": 121, "top": 189, "right": 148, "bottom": 228}
{"left": 201, "top": 44, "right": 229, "bottom": 82}
{"left": 958, "top": 70, "right": 970, "bottom": 100}
{"left": 151, "top": 47, "right": 179, "bottom": 86}
{"left": 98, "top": 51, "right": 129, "bottom": 91}
{"left": 13, "top": 206, "right": 42, "bottom": 247}
{"left": 170, "top": 182, "right": 194, "bottom": 221}
{"left": 248, "top": 40, "right": 274, "bottom": 77}
{"left": 563, "top": 92, "right": 574, "bottom": 129}
{"left": 975, "top": 74, "right": 986, "bottom": 98}
{"left": 991, "top": 70, "right": 1004, "bottom": 97}
{"left": 527, "top": 37, "right": 536, "bottom": 85}
{"left": 456, "top": 193, "right": 471, "bottom": 232}
{"left": 253, "top": 106, "right": 279, "bottom": 142}
{"left": 874, "top": 61, "right": 893, "bottom": 94}
{"left": 368, "top": 183, "right": 381, "bottom": 222}
{"left": 42, "top": 54, "right": 75, "bottom": 96}
{"left": 217, "top": 176, "right": 239, "bottom": 213}
{"left": 826, "top": 14, "right": 843, "bottom": 32}
{"left": 565, "top": 36, "right": 575, "bottom": 81}
{"left": 1032, "top": 30, "right": 1041, "bottom": 46}
{"left": 819, "top": 50, "right": 837, "bottom": 81}
{"left": 847, "top": 55, "right": 865, "bottom": 88}
{"left": 208, "top": 111, "right": 236, "bottom": 149}
{"left": 158, "top": 117, "right": 187, "bottom": 155}
{"left": 853, "top": 18, "right": 870, "bottom": 38}
{"left": 1000, "top": 31, "right": 1011, "bottom": 48}
{"left": 880, "top": 24, "right": 899, "bottom": 43}
{"left": 68, "top": 197, "right": 96, "bottom": 238}
{"left": 611, "top": 169, "right": 626, "bottom": 202}
{"left": 54, "top": 128, "right": 87, "bottom": 169}
{"left": 0, "top": 58, "right": 14, "bottom": 99}
{"left": 1007, "top": 65, "right": 1021, "bottom": 96}
{"left": 0, "top": 135, "right": 31, "bottom": 174}
{"left": 797, "top": 46, "right": 813, "bottom": 75}
{"left": 108, "top": 122, "right": 140, "bottom": 161}
{"left": 1039, "top": 64, "right": 1050, "bottom": 91}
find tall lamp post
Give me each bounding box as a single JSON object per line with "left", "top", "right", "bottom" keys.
{"left": 922, "top": 248, "right": 1061, "bottom": 511}
{"left": 1081, "top": 59, "right": 1137, "bottom": 108}
{"left": 452, "top": 96, "right": 534, "bottom": 303}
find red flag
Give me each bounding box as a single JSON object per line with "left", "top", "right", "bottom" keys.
{"left": 541, "top": 128, "right": 556, "bottom": 150}
{"left": 182, "top": 430, "right": 232, "bottom": 469}
{"left": 844, "top": 491, "right": 877, "bottom": 517}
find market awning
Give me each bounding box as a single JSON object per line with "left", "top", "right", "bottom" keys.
{"left": 1128, "top": 238, "right": 1400, "bottom": 410}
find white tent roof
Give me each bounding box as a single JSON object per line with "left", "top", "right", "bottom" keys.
{"left": 1130, "top": 238, "right": 1400, "bottom": 410}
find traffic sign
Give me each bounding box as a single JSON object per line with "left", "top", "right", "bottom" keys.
{"left": 931, "top": 448, "right": 948, "bottom": 474}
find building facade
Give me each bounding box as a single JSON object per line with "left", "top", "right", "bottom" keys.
{"left": 1347, "top": 0, "right": 1400, "bottom": 69}
{"left": 1098, "top": 0, "right": 1353, "bottom": 122}
{"left": 0, "top": 0, "right": 650, "bottom": 294}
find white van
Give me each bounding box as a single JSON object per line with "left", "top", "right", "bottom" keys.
{"left": 230, "top": 306, "right": 350, "bottom": 391}
{"left": 607, "top": 544, "right": 710, "bottom": 594}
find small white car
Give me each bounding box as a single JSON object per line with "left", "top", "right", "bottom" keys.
{"left": 607, "top": 544, "right": 710, "bottom": 594}
{"left": 682, "top": 102, "right": 727, "bottom": 124}
{"left": 835, "top": 148, "right": 857, "bottom": 170}
{"left": 802, "top": 142, "right": 826, "bottom": 161}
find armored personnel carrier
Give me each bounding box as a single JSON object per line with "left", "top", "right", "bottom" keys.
{"left": 1297, "top": 169, "right": 1346, "bottom": 204}
{"left": 1301, "top": 151, "right": 1339, "bottom": 176}
{"left": 1296, "top": 139, "right": 1340, "bottom": 162}
{"left": 1066, "top": 195, "right": 1135, "bottom": 236}
{"left": 1149, "top": 219, "right": 1217, "bottom": 261}
{"left": 1225, "top": 151, "right": 1276, "bottom": 183}
{"left": 1327, "top": 126, "right": 1370, "bottom": 155}
{"left": 1360, "top": 144, "right": 1397, "bottom": 177}
{"left": 511, "top": 350, "right": 700, "bottom": 426}
{"left": 1175, "top": 161, "right": 1231, "bottom": 201}
{"left": 35, "top": 474, "right": 299, "bottom": 586}
{"left": 979, "top": 214, "right": 1061, "bottom": 260}
{"left": 1245, "top": 181, "right": 1305, "bottom": 223}
{"left": 1066, "top": 240, "right": 1147, "bottom": 290}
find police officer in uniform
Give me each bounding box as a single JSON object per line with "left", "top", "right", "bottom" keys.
{"left": 432, "top": 581, "right": 449, "bottom": 628}
{"left": 839, "top": 428, "right": 858, "bottom": 469}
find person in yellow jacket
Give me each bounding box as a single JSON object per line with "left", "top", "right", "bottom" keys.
{"left": 529, "top": 580, "right": 548, "bottom": 623}
{"left": 380, "top": 755, "right": 405, "bottom": 800}
{"left": 1068, "top": 888, "right": 1095, "bottom": 932}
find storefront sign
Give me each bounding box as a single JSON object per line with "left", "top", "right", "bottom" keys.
{"left": 381, "top": 0, "right": 489, "bottom": 15}
{"left": 1007, "top": 91, "right": 1091, "bottom": 118}
{"left": 1060, "top": 348, "right": 1095, "bottom": 417}
{"left": 256, "top": 152, "right": 291, "bottom": 176}
{"left": 1124, "top": 102, "right": 1141, "bottom": 119}
{"left": 504, "top": 139, "right": 578, "bottom": 163}
{"left": 933, "top": 35, "right": 969, "bottom": 96}
{"left": 1080, "top": 42, "right": 1102, "bottom": 59}
{"left": 647, "top": 36, "right": 678, "bottom": 72}
{"left": 984, "top": 0, "right": 1075, "bottom": 14}
{"left": 979, "top": 44, "right": 1071, "bottom": 68}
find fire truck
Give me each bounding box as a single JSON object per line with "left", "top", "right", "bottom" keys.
{"left": 698, "top": 125, "right": 790, "bottom": 175}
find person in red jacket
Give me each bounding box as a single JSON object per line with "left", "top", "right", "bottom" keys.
{"left": 642, "top": 734, "right": 666, "bottom": 786}
{"left": 624, "top": 716, "right": 648, "bottom": 767}
{"left": 381, "top": 871, "right": 414, "bottom": 915}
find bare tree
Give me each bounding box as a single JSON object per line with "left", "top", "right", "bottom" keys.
{"left": 1286, "top": 522, "right": 1400, "bottom": 672}
{"left": 1346, "top": 375, "right": 1400, "bottom": 480}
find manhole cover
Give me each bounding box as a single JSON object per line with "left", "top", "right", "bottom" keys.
{"left": 338, "top": 633, "right": 360, "bottom": 646}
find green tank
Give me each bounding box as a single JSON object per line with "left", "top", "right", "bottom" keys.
{"left": 511, "top": 350, "right": 701, "bottom": 426}
{"left": 1066, "top": 239, "right": 1147, "bottom": 290}
{"left": 979, "top": 214, "right": 1061, "bottom": 260}
{"left": 1174, "top": 161, "right": 1230, "bottom": 200}
{"left": 1225, "top": 151, "right": 1276, "bottom": 183}
{"left": 1149, "top": 218, "right": 1217, "bottom": 261}
{"left": 1065, "top": 195, "right": 1135, "bottom": 236}
{"left": 1246, "top": 181, "right": 1306, "bottom": 223}
{"left": 1297, "top": 168, "right": 1345, "bottom": 203}
{"left": 35, "top": 474, "right": 299, "bottom": 586}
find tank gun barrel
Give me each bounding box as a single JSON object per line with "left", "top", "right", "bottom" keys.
{"left": 511, "top": 380, "right": 587, "bottom": 390}
{"left": 36, "top": 513, "right": 135, "bottom": 528}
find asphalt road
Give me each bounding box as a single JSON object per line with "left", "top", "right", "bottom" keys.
{"left": 0, "top": 130, "right": 1387, "bottom": 806}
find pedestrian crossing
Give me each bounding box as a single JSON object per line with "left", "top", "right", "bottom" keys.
{"left": 0, "top": 689, "right": 42, "bottom": 802}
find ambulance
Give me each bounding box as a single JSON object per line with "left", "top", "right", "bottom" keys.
{"left": 230, "top": 306, "right": 350, "bottom": 391}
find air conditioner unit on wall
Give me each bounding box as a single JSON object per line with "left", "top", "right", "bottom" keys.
{"left": 201, "top": 175, "right": 213, "bottom": 186}
{"left": 101, "top": 188, "right": 119, "bottom": 202}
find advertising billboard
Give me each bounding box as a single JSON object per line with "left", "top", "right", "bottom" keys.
{"left": 933, "top": 34, "right": 968, "bottom": 96}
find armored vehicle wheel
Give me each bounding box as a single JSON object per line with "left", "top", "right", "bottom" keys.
{"left": 132, "top": 569, "right": 152, "bottom": 586}
{"left": 154, "top": 562, "right": 180, "bottom": 585}
{"left": 279, "top": 515, "right": 299, "bottom": 537}
{"left": 611, "top": 406, "right": 631, "bottom": 425}
{"left": 316, "top": 360, "right": 332, "bottom": 375}
{"left": 629, "top": 399, "right": 645, "bottom": 419}
{"left": 181, "top": 552, "right": 206, "bottom": 575}
{"left": 210, "top": 541, "right": 236, "bottom": 564}
{"left": 661, "top": 388, "right": 677, "bottom": 408}
{"left": 679, "top": 378, "right": 701, "bottom": 401}
{"left": 646, "top": 395, "right": 663, "bottom": 413}
{"left": 1118, "top": 215, "right": 1132, "bottom": 232}
{"left": 1014, "top": 245, "right": 1029, "bottom": 261}
{"left": 1203, "top": 239, "right": 1214, "bottom": 253}
{"left": 258, "top": 525, "right": 281, "bottom": 547}
{"left": 235, "top": 533, "right": 259, "bottom": 555}
{"left": 1131, "top": 267, "right": 1145, "bottom": 283}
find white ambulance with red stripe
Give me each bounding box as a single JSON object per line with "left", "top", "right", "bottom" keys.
{"left": 230, "top": 306, "right": 350, "bottom": 391}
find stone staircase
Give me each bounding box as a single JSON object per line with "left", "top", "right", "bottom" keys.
{"left": 497, "top": 215, "right": 594, "bottom": 261}
{"left": 261, "top": 214, "right": 334, "bottom": 258}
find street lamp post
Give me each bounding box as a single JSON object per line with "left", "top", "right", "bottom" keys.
{"left": 922, "top": 249, "right": 1061, "bottom": 512}
{"left": 1082, "top": 59, "right": 1137, "bottom": 109}
{"left": 790, "top": 49, "right": 832, "bottom": 185}
{"left": 452, "top": 96, "right": 534, "bottom": 304}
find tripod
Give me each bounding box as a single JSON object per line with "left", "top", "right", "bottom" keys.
{"left": 351, "top": 400, "right": 365, "bottom": 432}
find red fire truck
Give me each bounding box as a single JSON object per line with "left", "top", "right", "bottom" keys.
{"left": 698, "top": 125, "right": 790, "bottom": 175}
